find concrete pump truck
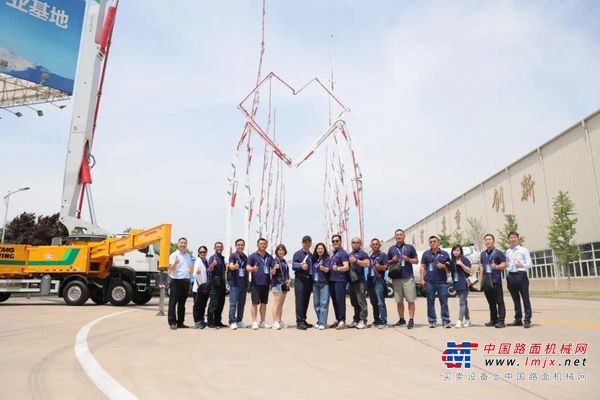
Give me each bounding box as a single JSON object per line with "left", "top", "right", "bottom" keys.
{"left": 0, "top": 0, "right": 172, "bottom": 306}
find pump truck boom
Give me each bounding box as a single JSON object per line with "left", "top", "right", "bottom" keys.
{"left": 0, "top": 0, "right": 172, "bottom": 306}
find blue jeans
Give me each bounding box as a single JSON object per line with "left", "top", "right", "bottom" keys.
{"left": 426, "top": 281, "right": 450, "bottom": 324}
{"left": 313, "top": 281, "right": 330, "bottom": 326}
{"left": 228, "top": 286, "right": 247, "bottom": 324}
{"left": 368, "top": 279, "right": 387, "bottom": 323}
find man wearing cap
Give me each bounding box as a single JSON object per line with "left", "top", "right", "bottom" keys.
{"left": 292, "top": 235, "right": 314, "bottom": 330}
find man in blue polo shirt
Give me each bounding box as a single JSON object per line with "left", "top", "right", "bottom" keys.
{"left": 420, "top": 235, "right": 451, "bottom": 328}
{"left": 387, "top": 229, "right": 419, "bottom": 329}
{"left": 207, "top": 241, "right": 227, "bottom": 328}
{"left": 247, "top": 238, "right": 273, "bottom": 330}
{"left": 227, "top": 238, "right": 248, "bottom": 330}
{"left": 348, "top": 237, "right": 370, "bottom": 329}
{"left": 329, "top": 234, "right": 350, "bottom": 330}
{"left": 292, "top": 235, "right": 314, "bottom": 330}
{"left": 479, "top": 234, "right": 507, "bottom": 328}
{"left": 368, "top": 238, "right": 389, "bottom": 329}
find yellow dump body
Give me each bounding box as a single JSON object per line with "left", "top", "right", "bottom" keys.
{"left": 0, "top": 224, "right": 171, "bottom": 279}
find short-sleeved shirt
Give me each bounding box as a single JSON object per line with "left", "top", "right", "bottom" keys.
{"left": 451, "top": 255, "right": 471, "bottom": 291}
{"left": 248, "top": 251, "right": 273, "bottom": 286}
{"left": 387, "top": 242, "right": 418, "bottom": 279}
{"left": 368, "top": 251, "right": 389, "bottom": 282}
{"left": 421, "top": 249, "right": 450, "bottom": 284}
{"left": 208, "top": 253, "right": 226, "bottom": 279}
{"left": 228, "top": 252, "right": 248, "bottom": 288}
{"left": 271, "top": 257, "right": 290, "bottom": 287}
{"left": 292, "top": 249, "right": 313, "bottom": 279}
{"left": 329, "top": 248, "right": 350, "bottom": 282}
{"left": 480, "top": 247, "right": 506, "bottom": 285}
{"left": 169, "top": 250, "right": 192, "bottom": 279}
{"left": 312, "top": 257, "right": 330, "bottom": 283}
{"left": 350, "top": 249, "right": 369, "bottom": 283}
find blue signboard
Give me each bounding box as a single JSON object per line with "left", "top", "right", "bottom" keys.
{"left": 0, "top": 0, "right": 86, "bottom": 94}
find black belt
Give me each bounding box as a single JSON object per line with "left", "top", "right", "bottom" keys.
{"left": 509, "top": 271, "right": 527, "bottom": 274}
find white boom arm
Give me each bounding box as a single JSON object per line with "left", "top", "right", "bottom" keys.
{"left": 59, "top": 0, "right": 110, "bottom": 236}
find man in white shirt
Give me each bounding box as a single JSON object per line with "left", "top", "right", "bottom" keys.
{"left": 505, "top": 232, "right": 533, "bottom": 328}
{"left": 168, "top": 237, "right": 193, "bottom": 330}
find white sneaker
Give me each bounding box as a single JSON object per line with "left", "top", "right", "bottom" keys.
{"left": 455, "top": 321, "right": 462, "bottom": 328}
{"left": 252, "top": 321, "right": 259, "bottom": 330}
{"left": 237, "top": 322, "right": 247, "bottom": 329}
{"left": 259, "top": 321, "right": 272, "bottom": 329}
{"left": 314, "top": 324, "right": 320, "bottom": 329}
{"left": 347, "top": 321, "right": 358, "bottom": 328}
{"left": 356, "top": 321, "right": 366, "bottom": 330}
{"left": 272, "top": 321, "right": 282, "bottom": 330}
{"left": 279, "top": 321, "right": 287, "bottom": 329}
{"left": 463, "top": 319, "right": 471, "bottom": 328}
{"left": 318, "top": 325, "right": 325, "bottom": 330}
{"left": 230, "top": 323, "right": 238, "bottom": 330}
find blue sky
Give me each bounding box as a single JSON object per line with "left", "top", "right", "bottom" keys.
{"left": 2, "top": 0, "right": 600, "bottom": 252}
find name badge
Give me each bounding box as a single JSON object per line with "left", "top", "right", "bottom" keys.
{"left": 239, "top": 268, "right": 245, "bottom": 277}
{"left": 428, "top": 262, "right": 434, "bottom": 272}
{"left": 314, "top": 271, "right": 319, "bottom": 282}
{"left": 453, "top": 271, "right": 459, "bottom": 282}
{"left": 485, "top": 264, "right": 492, "bottom": 274}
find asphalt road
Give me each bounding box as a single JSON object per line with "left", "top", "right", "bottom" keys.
{"left": 1, "top": 292, "right": 598, "bottom": 399}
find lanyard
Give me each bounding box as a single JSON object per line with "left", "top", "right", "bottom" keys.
{"left": 484, "top": 249, "right": 496, "bottom": 266}
{"left": 237, "top": 254, "right": 246, "bottom": 268}
{"left": 430, "top": 252, "right": 441, "bottom": 264}
{"left": 396, "top": 244, "right": 405, "bottom": 257}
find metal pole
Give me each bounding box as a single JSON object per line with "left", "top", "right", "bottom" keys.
{"left": 1, "top": 187, "right": 29, "bottom": 244}
{"left": 156, "top": 268, "right": 167, "bottom": 316}
{"left": 1, "top": 191, "right": 10, "bottom": 244}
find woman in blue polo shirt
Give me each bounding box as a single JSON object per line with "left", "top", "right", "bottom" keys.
{"left": 271, "top": 244, "right": 290, "bottom": 330}
{"left": 449, "top": 245, "right": 472, "bottom": 328}
{"left": 312, "top": 243, "right": 331, "bottom": 330}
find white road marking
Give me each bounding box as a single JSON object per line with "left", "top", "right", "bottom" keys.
{"left": 74, "top": 310, "right": 138, "bottom": 400}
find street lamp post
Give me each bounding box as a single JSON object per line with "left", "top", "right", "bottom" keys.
{"left": 1, "top": 187, "right": 30, "bottom": 244}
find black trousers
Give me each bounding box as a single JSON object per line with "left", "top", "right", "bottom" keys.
{"left": 193, "top": 284, "right": 210, "bottom": 323}
{"left": 349, "top": 281, "right": 368, "bottom": 323}
{"left": 507, "top": 272, "right": 532, "bottom": 323}
{"left": 168, "top": 279, "right": 189, "bottom": 326}
{"left": 294, "top": 276, "right": 312, "bottom": 324}
{"left": 207, "top": 278, "right": 226, "bottom": 325}
{"left": 484, "top": 282, "right": 506, "bottom": 323}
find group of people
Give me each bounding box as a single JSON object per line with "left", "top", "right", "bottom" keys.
{"left": 166, "top": 229, "right": 533, "bottom": 331}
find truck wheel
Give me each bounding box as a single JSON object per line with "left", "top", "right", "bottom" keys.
{"left": 132, "top": 290, "right": 153, "bottom": 305}
{"left": 385, "top": 282, "right": 395, "bottom": 298}
{"left": 0, "top": 293, "right": 12, "bottom": 303}
{"left": 63, "top": 281, "right": 90, "bottom": 305}
{"left": 90, "top": 286, "right": 107, "bottom": 305}
{"left": 447, "top": 284, "right": 458, "bottom": 298}
{"left": 109, "top": 280, "right": 133, "bottom": 306}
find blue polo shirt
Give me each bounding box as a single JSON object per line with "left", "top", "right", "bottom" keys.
{"left": 350, "top": 249, "right": 369, "bottom": 283}
{"left": 387, "top": 243, "right": 418, "bottom": 279}
{"left": 480, "top": 248, "right": 506, "bottom": 285}
{"left": 329, "top": 248, "right": 350, "bottom": 282}
{"left": 228, "top": 252, "right": 248, "bottom": 288}
{"left": 271, "top": 257, "right": 289, "bottom": 287}
{"left": 421, "top": 249, "right": 450, "bottom": 284}
{"left": 451, "top": 255, "right": 471, "bottom": 291}
{"left": 368, "top": 251, "right": 389, "bottom": 282}
{"left": 208, "top": 253, "right": 226, "bottom": 279}
{"left": 312, "top": 257, "right": 330, "bottom": 283}
{"left": 292, "top": 249, "right": 313, "bottom": 279}
{"left": 248, "top": 251, "right": 273, "bottom": 286}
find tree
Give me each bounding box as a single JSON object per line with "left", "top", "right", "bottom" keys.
{"left": 547, "top": 191, "right": 579, "bottom": 278}
{"left": 497, "top": 214, "right": 525, "bottom": 250}
{"left": 438, "top": 233, "right": 451, "bottom": 248}
{"left": 449, "top": 230, "right": 472, "bottom": 247}
{"left": 465, "top": 217, "right": 486, "bottom": 251}
{"left": 3, "top": 212, "right": 68, "bottom": 245}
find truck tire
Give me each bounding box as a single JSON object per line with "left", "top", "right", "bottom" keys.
{"left": 90, "top": 286, "right": 107, "bottom": 305}
{"left": 109, "top": 280, "right": 133, "bottom": 306}
{"left": 0, "top": 293, "right": 11, "bottom": 303}
{"left": 385, "top": 281, "right": 394, "bottom": 298}
{"left": 447, "top": 284, "right": 458, "bottom": 298}
{"left": 132, "top": 290, "right": 153, "bottom": 305}
{"left": 63, "top": 281, "right": 90, "bottom": 306}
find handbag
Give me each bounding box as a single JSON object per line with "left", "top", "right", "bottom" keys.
{"left": 480, "top": 273, "right": 494, "bottom": 291}
{"left": 388, "top": 245, "right": 404, "bottom": 279}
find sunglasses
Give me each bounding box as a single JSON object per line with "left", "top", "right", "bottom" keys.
{"left": 351, "top": 241, "right": 360, "bottom": 244}
{"left": 332, "top": 239, "right": 340, "bottom": 243}
{"left": 199, "top": 251, "right": 207, "bottom": 254}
